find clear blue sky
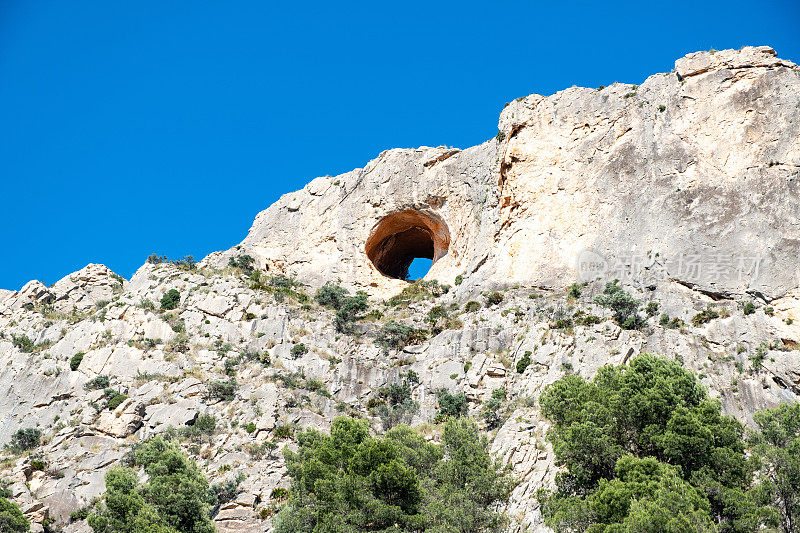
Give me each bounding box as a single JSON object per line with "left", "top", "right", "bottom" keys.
{"left": 1, "top": 1, "right": 798, "bottom": 290}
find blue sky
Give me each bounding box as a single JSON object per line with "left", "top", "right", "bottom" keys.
{"left": 1, "top": 1, "right": 798, "bottom": 289}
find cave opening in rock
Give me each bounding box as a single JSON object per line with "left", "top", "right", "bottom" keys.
{"left": 365, "top": 210, "right": 450, "bottom": 281}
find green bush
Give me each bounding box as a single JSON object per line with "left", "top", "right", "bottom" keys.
{"left": 315, "top": 283, "right": 349, "bottom": 309}
{"left": 691, "top": 306, "right": 720, "bottom": 326}
{"left": 435, "top": 389, "right": 468, "bottom": 419}
{"left": 375, "top": 321, "right": 427, "bottom": 353}
{"left": 538, "top": 353, "right": 766, "bottom": 532}
{"left": 764, "top": 306, "right": 774, "bottom": 316}
{"left": 274, "top": 425, "right": 294, "bottom": 439}
{"left": 743, "top": 301, "right": 755, "bottom": 315}
{"left": 88, "top": 436, "right": 215, "bottom": 533}
{"left": 70, "top": 507, "right": 90, "bottom": 521}
{"left": 274, "top": 416, "right": 513, "bottom": 532}
{"left": 334, "top": 292, "right": 369, "bottom": 334}
{"left": 228, "top": 254, "right": 255, "bottom": 274}
{"left": 314, "top": 284, "right": 369, "bottom": 333}
{"left": 454, "top": 274, "right": 463, "bottom": 286}
{"left": 485, "top": 291, "right": 504, "bottom": 306}
{"left": 0, "top": 496, "right": 29, "bottom": 532}
{"left": 207, "top": 378, "right": 237, "bottom": 401}
{"left": 593, "top": 280, "right": 644, "bottom": 329}
{"left": 85, "top": 375, "right": 111, "bottom": 390}
{"left": 482, "top": 388, "right": 506, "bottom": 429}
{"left": 105, "top": 391, "right": 128, "bottom": 411}
{"left": 370, "top": 377, "right": 419, "bottom": 430}
{"left": 566, "top": 283, "right": 582, "bottom": 299}
{"left": 160, "top": 289, "right": 181, "bottom": 311}
{"left": 516, "top": 351, "right": 532, "bottom": 374}
{"left": 749, "top": 402, "right": 800, "bottom": 532}
{"left": 70, "top": 352, "right": 85, "bottom": 371}
{"left": 6, "top": 427, "right": 42, "bottom": 452}
{"left": 11, "top": 334, "right": 34, "bottom": 353}
{"left": 645, "top": 301, "right": 660, "bottom": 316}
{"left": 290, "top": 343, "right": 308, "bottom": 357}
{"left": 464, "top": 300, "right": 481, "bottom": 313}
{"left": 386, "top": 280, "right": 449, "bottom": 307}
{"left": 244, "top": 422, "right": 257, "bottom": 434}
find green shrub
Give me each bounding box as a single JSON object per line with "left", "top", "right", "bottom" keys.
{"left": 10, "top": 334, "right": 34, "bottom": 353}
{"left": 749, "top": 402, "right": 800, "bottom": 532}
{"left": 70, "top": 352, "right": 85, "bottom": 371}
{"left": 271, "top": 487, "right": 289, "bottom": 500}
{"left": 750, "top": 342, "right": 768, "bottom": 370}
{"left": 105, "top": 391, "right": 128, "bottom": 411}
{"left": 160, "top": 289, "right": 181, "bottom": 310}
{"left": 244, "top": 422, "right": 257, "bottom": 434}
{"left": 7, "top": 427, "right": 42, "bottom": 452}
{"left": 375, "top": 321, "right": 427, "bottom": 353}
{"left": 334, "top": 292, "right": 369, "bottom": 333}
{"left": 207, "top": 378, "right": 237, "bottom": 401}
{"left": 645, "top": 301, "right": 660, "bottom": 316}
{"left": 228, "top": 254, "right": 255, "bottom": 274}
{"left": 464, "top": 300, "right": 481, "bottom": 313}
{"left": 315, "top": 284, "right": 369, "bottom": 333}
{"left": 566, "top": 283, "right": 582, "bottom": 299}
{"left": 371, "top": 377, "right": 419, "bottom": 430}
{"left": 315, "top": 283, "right": 349, "bottom": 309}
{"left": 538, "top": 353, "right": 760, "bottom": 531}
{"left": 0, "top": 496, "right": 29, "bottom": 532}
{"left": 274, "top": 416, "right": 513, "bottom": 532}
{"left": 274, "top": 425, "right": 294, "bottom": 439}
{"left": 290, "top": 343, "right": 308, "bottom": 357}
{"left": 210, "top": 474, "right": 245, "bottom": 514}
{"left": 593, "top": 280, "right": 644, "bottom": 329}
{"left": 85, "top": 375, "right": 110, "bottom": 390}
{"left": 454, "top": 274, "right": 463, "bottom": 286}
{"left": 176, "top": 413, "right": 218, "bottom": 442}
{"left": 516, "top": 351, "right": 532, "bottom": 374}
{"left": 691, "top": 306, "right": 720, "bottom": 326}
{"left": 482, "top": 388, "right": 507, "bottom": 429}
{"left": 88, "top": 436, "right": 215, "bottom": 533}
{"left": 743, "top": 301, "right": 755, "bottom": 315}
{"left": 147, "top": 254, "right": 168, "bottom": 264}
{"left": 764, "top": 306, "right": 774, "bottom": 316}
{"left": 435, "top": 389, "right": 468, "bottom": 419}
{"left": 575, "top": 313, "right": 602, "bottom": 326}
{"left": 386, "top": 280, "right": 449, "bottom": 307}
{"left": 70, "top": 507, "right": 90, "bottom": 521}
{"left": 485, "top": 291, "right": 504, "bottom": 306}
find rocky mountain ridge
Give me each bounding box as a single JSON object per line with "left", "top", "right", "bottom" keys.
{"left": 1, "top": 46, "right": 798, "bottom": 532}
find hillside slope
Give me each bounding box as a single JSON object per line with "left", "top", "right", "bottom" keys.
{"left": 0, "top": 46, "right": 798, "bottom": 532}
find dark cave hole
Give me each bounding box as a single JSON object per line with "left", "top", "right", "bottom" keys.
{"left": 365, "top": 210, "right": 450, "bottom": 281}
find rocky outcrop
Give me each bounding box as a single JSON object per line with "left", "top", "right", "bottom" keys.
{"left": 211, "top": 46, "right": 800, "bottom": 306}
{"left": 1, "top": 47, "right": 799, "bottom": 532}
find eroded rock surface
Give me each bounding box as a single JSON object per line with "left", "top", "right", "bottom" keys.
{"left": 1, "top": 47, "right": 799, "bottom": 532}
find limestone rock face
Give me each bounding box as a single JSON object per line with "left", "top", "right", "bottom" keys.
{"left": 1, "top": 47, "right": 799, "bottom": 532}
{"left": 213, "top": 46, "right": 800, "bottom": 305}
{"left": 50, "top": 263, "right": 123, "bottom": 313}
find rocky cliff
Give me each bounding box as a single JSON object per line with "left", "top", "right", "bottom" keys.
{"left": 1, "top": 46, "right": 798, "bottom": 532}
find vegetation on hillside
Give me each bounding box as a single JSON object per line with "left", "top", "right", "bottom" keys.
{"left": 88, "top": 436, "right": 216, "bottom": 533}
{"left": 538, "top": 353, "right": 799, "bottom": 533}
{"left": 273, "top": 416, "right": 515, "bottom": 532}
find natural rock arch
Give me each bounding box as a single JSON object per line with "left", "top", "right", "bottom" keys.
{"left": 365, "top": 210, "right": 450, "bottom": 280}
